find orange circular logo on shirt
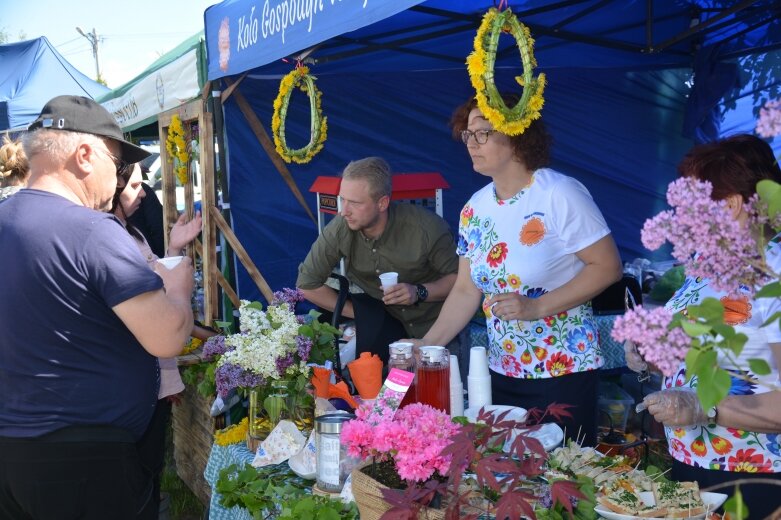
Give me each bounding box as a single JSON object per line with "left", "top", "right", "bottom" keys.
{"left": 520, "top": 217, "right": 545, "bottom": 246}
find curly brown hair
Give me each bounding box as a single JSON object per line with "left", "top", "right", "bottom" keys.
{"left": 448, "top": 95, "right": 552, "bottom": 171}
{"left": 677, "top": 134, "right": 781, "bottom": 202}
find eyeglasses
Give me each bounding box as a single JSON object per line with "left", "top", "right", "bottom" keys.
{"left": 461, "top": 129, "right": 496, "bottom": 145}
{"left": 95, "top": 146, "right": 132, "bottom": 185}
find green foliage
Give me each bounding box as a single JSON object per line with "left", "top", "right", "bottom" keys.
{"left": 214, "top": 319, "right": 235, "bottom": 334}
{"left": 277, "top": 494, "right": 359, "bottom": 520}
{"left": 181, "top": 360, "right": 216, "bottom": 398}
{"left": 299, "top": 310, "right": 340, "bottom": 365}
{"left": 649, "top": 265, "right": 685, "bottom": 302}
{"left": 643, "top": 464, "right": 670, "bottom": 484}
{"left": 216, "top": 463, "right": 309, "bottom": 519}
{"left": 674, "top": 297, "right": 780, "bottom": 409}
{"left": 723, "top": 486, "right": 749, "bottom": 520}
{"left": 757, "top": 180, "right": 781, "bottom": 224}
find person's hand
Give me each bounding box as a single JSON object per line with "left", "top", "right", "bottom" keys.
{"left": 154, "top": 256, "right": 195, "bottom": 299}
{"left": 624, "top": 340, "right": 648, "bottom": 373}
{"left": 167, "top": 211, "right": 202, "bottom": 254}
{"left": 485, "top": 292, "right": 539, "bottom": 321}
{"left": 642, "top": 388, "right": 707, "bottom": 426}
{"left": 382, "top": 283, "right": 418, "bottom": 306}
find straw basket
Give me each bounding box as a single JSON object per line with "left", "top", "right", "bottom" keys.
{"left": 350, "top": 467, "right": 446, "bottom": 520}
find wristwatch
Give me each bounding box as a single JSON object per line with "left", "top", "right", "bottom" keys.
{"left": 415, "top": 283, "right": 428, "bottom": 303}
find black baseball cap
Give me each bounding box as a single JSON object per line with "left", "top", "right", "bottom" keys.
{"left": 28, "top": 95, "right": 150, "bottom": 163}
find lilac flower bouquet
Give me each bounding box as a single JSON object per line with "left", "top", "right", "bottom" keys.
{"left": 202, "top": 288, "right": 338, "bottom": 435}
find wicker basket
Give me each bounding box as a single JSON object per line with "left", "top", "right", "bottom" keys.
{"left": 351, "top": 467, "right": 446, "bottom": 520}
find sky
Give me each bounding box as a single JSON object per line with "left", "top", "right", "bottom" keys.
{"left": 1, "top": 0, "right": 218, "bottom": 88}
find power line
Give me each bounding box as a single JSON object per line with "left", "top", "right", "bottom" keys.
{"left": 55, "top": 36, "right": 83, "bottom": 48}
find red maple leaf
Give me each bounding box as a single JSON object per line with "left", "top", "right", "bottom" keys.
{"left": 550, "top": 479, "right": 586, "bottom": 517}
{"left": 494, "top": 491, "right": 537, "bottom": 520}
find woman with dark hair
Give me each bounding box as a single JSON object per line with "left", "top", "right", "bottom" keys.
{"left": 415, "top": 96, "right": 622, "bottom": 445}
{"left": 638, "top": 134, "right": 781, "bottom": 518}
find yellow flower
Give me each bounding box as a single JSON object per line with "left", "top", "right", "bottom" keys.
{"left": 272, "top": 67, "right": 327, "bottom": 164}
{"left": 214, "top": 418, "right": 249, "bottom": 446}
{"left": 467, "top": 8, "right": 546, "bottom": 137}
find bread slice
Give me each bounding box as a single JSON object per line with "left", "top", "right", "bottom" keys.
{"left": 597, "top": 489, "right": 667, "bottom": 517}
{"left": 652, "top": 480, "right": 706, "bottom": 518}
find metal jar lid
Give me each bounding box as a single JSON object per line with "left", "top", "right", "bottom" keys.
{"left": 315, "top": 413, "right": 356, "bottom": 435}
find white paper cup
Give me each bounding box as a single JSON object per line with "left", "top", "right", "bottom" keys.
{"left": 467, "top": 374, "right": 493, "bottom": 410}
{"left": 157, "top": 256, "right": 184, "bottom": 269}
{"left": 379, "top": 272, "right": 398, "bottom": 289}
{"left": 450, "top": 354, "right": 462, "bottom": 385}
{"left": 468, "top": 346, "right": 490, "bottom": 378}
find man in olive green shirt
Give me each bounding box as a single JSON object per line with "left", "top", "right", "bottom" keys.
{"left": 296, "top": 157, "right": 460, "bottom": 362}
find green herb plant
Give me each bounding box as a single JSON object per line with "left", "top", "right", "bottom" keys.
{"left": 216, "top": 463, "right": 357, "bottom": 520}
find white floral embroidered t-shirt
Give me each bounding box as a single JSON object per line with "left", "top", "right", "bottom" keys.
{"left": 457, "top": 168, "right": 611, "bottom": 379}
{"left": 662, "top": 237, "right": 781, "bottom": 473}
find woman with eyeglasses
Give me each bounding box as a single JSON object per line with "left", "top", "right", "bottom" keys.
{"left": 417, "top": 95, "right": 622, "bottom": 446}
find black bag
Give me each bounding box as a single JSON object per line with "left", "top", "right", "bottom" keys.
{"left": 591, "top": 275, "right": 642, "bottom": 316}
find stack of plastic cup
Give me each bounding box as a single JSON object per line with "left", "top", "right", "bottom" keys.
{"left": 449, "top": 354, "right": 464, "bottom": 417}
{"left": 467, "top": 346, "right": 492, "bottom": 410}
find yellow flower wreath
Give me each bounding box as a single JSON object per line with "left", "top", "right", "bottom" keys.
{"left": 271, "top": 66, "right": 328, "bottom": 164}
{"left": 467, "top": 8, "right": 546, "bottom": 136}
{"left": 165, "top": 114, "right": 190, "bottom": 184}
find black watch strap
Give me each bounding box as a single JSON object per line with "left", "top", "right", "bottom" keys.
{"left": 416, "top": 283, "right": 428, "bottom": 303}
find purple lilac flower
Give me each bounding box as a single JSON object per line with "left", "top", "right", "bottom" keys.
{"left": 215, "top": 362, "right": 265, "bottom": 397}
{"left": 756, "top": 99, "right": 781, "bottom": 139}
{"left": 202, "top": 335, "right": 228, "bottom": 361}
{"left": 641, "top": 177, "right": 765, "bottom": 296}
{"left": 611, "top": 306, "right": 691, "bottom": 377}
{"left": 271, "top": 287, "right": 305, "bottom": 311}
{"left": 296, "top": 335, "right": 313, "bottom": 362}
{"left": 275, "top": 353, "right": 295, "bottom": 376}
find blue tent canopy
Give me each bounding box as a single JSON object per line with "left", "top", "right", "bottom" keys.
{"left": 0, "top": 37, "right": 109, "bottom": 131}
{"left": 202, "top": 0, "right": 781, "bottom": 300}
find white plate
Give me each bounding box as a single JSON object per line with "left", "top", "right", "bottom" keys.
{"left": 594, "top": 491, "right": 728, "bottom": 520}
{"left": 511, "top": 422, "right": 564, "bottom": 452}
{"left": 463, "top": 405, "right": 528, "bottom": 424}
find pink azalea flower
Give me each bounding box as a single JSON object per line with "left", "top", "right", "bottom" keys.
{"left": 341, "top": 402, "right": 461, "bottom": 483}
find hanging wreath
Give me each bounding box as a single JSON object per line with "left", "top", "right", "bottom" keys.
{"left": 271, "top": 66, "right": 328, "bottom": 164}
{"left": 165, "top": 114, "right": 190, "bottom": 184}
{"left": 466, "top": 8, "right": 546, "bottom": 136}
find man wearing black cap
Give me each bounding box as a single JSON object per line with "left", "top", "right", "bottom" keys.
{"left": 0, "top": 96, "right": 194, "bottom": 519}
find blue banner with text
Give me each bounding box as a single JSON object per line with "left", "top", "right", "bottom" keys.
{"left": 204, "top": 0, "right": 423, "bottom": 79}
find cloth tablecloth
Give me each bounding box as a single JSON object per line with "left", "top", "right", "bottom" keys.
{"left": 204, "top": 442, "right": 308, "bottom": 519}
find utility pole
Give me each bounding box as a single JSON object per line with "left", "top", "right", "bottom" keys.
{"left": 75, "top": 27, "right": 102, "bottom": 81}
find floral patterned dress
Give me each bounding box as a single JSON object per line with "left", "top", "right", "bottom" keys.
{"left": 662, "top": 237, "right": 781, "bottom": 473}
{"left": 457, "top": 168, "right": 612, "bottom": 379}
